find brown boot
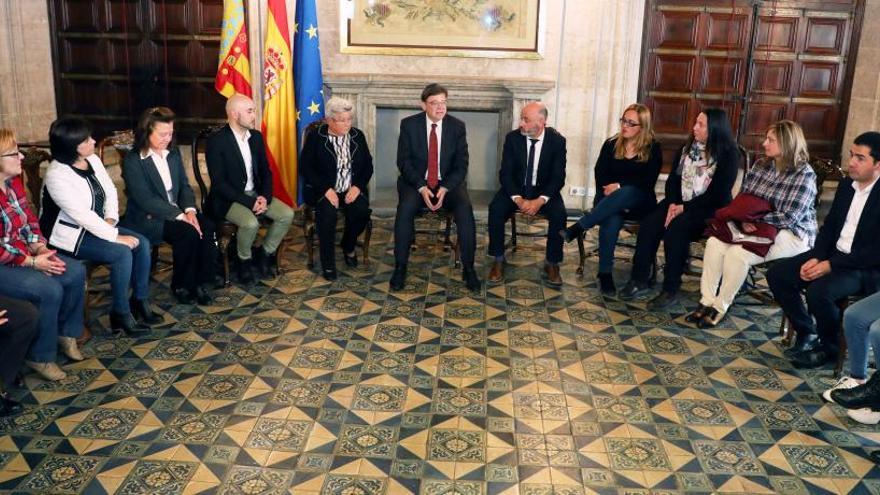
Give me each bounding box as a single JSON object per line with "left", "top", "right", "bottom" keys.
{"left": 488, "top": 261, "right": 504, "bottom": 284}
{"left": 544, "top": 264, "right": 562, "bottom": 288}
{"left": 76, "top": 327, "right": 91, "bottom": 346}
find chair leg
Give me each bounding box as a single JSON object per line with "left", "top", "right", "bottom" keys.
{"left": 835, "top": 329, "right": 847, "bottom": 378}
{"left": 780, "top": 315, "right": 794, "bottom": 347}
{"left": 444, "top": 215, "right": 453, "bottom": 248}
{"left": 576, "top": 233, "right": 586, "bottom": 276}
{"left": 362, "top": 219, "right": 372, "bottom": 267}
{"left": 306, "top": 226, "right": 315, "bottom": 269}
{"left": 274, "top": 240, "right": 284, "bottom": 275}
{"left": 511, "top": 215, "right": 518, "bottom": 252}
{"left": 219, "top": 235, "right": 232, "bottom": 287}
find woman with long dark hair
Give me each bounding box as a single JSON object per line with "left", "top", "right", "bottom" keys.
{"left": 618, "top": 108, "right": 740, "bottom": 309}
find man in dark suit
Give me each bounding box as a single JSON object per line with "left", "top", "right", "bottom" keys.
{"left": 390, "top": 83, "right": 480, "bottom": 292}
{"left": 767, "top": 131, "right": 880, "bottom": 369}
{"left": 487, "top": 102, "right": 567, "bottom": 286}
{"left": 206, "top": 94, "right": 294, "bottom": 283}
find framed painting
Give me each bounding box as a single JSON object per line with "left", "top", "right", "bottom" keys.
{"left": 339, "top": 0, "right": 544, "bottom": 59}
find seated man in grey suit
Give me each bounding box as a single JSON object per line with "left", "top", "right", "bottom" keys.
{"left": 390, "top": 83, "right": 481, "bottom": 293}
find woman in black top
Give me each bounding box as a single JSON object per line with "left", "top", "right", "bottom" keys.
{"left": 561, "top": 104, "right": 662, "bottom": 293}
{"left": 618, "top": 108, "right": 740, "bottom": 309}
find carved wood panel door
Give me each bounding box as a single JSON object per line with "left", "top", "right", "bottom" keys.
{"left": 640, "top": 0, "right": 864, "bottom": 169}
{"left": 48, "top": 0, "right": 229, "bottom": 139}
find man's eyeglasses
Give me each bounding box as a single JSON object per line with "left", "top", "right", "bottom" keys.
{"left": 0, "top": 149, "right": 20, "bottom": 158}
{"left": 619, "top": 118, "right": 640, "bottom": 128}
{"left": 426, "top": 100, "right": 447, "bottom": 108}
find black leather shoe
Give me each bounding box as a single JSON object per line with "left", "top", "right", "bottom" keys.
{"left": 618, "top": 280, "right": 649, "bottom": 301}
{"left": 237, "top": 258, "right": 255, "bottom": 284}
{"left": 173, "top": 287, "right": 194, "bottom": 305}
{"left": 791, "top": 348, "right": 836, "bottom": 369}
{"left": 831, "top": 372, "right": 880, "bottom": 409}
{"left": 597, "top": 272, "right": 616, "bottom": 295}
{"left": 343, "top": 251, "right": 358, "bottom": 268}
{"left": 322, "top": 268, "right": 338, "bottom": 281}
{"left": 195, "top": 286, "right": 212, "bottom": 306}
{"left": 130, "top": 298, "right": 162, "bottom": 326}
{"left": 390, "top": 264, "right": 407, "bottom": 291}
{"left": 255, "top": 247, "right": 277, "bottom": 279}
{"left": 560, "top": 224, "right": 584, "bottom": 243}
{"left": 784, "top": 332, "right": 819, "bottom": 357}
{"left": 647, "top": 291, "right": 678, "bottom": 310}
{"left": 685, "top": 305, "right": 709, "bottom": 324}
{"left": 463, "top": 266, "right": 482, "bottom": 293}
{"left": 0, "top": 397, "right": 23, "bottom": 417}
{"left": 110, "top": 312, "right": 148, "bottom": 334}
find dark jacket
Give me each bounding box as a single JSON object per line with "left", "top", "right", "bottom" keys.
{"left": 299, "top": 124, "right": 374, "bottom": 206}
{"left": 706, "top": 192, "right": 778, "bottom": 257}
{"left": 812, "top": 177, "right": 880, "bottom": 271}
{"left": 120, "top": 147, "right": 196, "bottom": 244}
{"left": 498, "top": 127, "right": 566, "bottom": 200}
{"left": 397, "top": 112, "right": 468, "bottom": 192}
{"left": 205, "top": 125, "right": 273, "bottom": 219}
{"left": 665, "top": 144, "right": 740, "bottom": 218}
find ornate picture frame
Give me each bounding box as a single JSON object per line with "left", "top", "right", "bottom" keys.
{"left": 339, "top": 0, "right": 544, "bottom": 59}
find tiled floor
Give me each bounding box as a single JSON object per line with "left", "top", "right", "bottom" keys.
{"left": 2, "top": 219, "right": 879, "bottom": 494}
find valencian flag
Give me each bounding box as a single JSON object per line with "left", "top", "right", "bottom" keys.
{"left": 293, "top": 0, "right": 325, "bottom": 204}
{"left": 261, "top": 0, "right": 296, "bottom": 206}
{"left": 214, "top": 0, "right": 252, "bottom": 97}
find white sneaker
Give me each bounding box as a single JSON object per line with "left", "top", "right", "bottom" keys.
{"left": 847, "top": 407, "right": 880, "bottom": 425}
{"left": 58, "top": 337, "right": 83, "bottom": 361}
{"left": 822, "top": 376, "right": 865, "bottom": 403}
{"left": 24, "top": 361, "right": 67, "bottom": 381}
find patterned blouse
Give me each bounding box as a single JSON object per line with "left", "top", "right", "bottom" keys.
{"left": 0, "top": 176, "right": 46, "bottom": 266}
{"left": 742, "top": 158, "right": 818, "bottom": 245}
{"left": 679, "top": 142, "right": 717, "bottom": 202}
{"left": 330, "top": 133, "right": 352, "bottom": 193}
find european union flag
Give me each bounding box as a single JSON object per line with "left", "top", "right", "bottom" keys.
{"left": 294, "top": 0, "right": 324, "bottom": 202}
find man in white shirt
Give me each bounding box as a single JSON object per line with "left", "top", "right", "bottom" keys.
{"left": 768, "top": 131, "right": 880, "bottom": 370}
{"left": 206, "top": 94, "right": 294, "bottom": 283}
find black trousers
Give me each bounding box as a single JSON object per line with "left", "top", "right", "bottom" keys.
{"left": 487, "top": 191, "right": 567, "bottom": 264}
{"left": 393, "top": 178, "right": 477, "bottom": 267}
{"left": 0, "top": 295, "right": 38, "bottom": 390}
{"left": 314, "top": 194, "right": 371, "bottom": 270}
{"left": 767, "top": 250, "right": 875, "bottom": 352}
{"left": 630, "top": 199, "right": 710, "bottom": 292}
{"left": 162, "top": 213, "right": 218, "bottom": 291}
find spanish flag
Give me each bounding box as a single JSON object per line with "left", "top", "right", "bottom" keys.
{"left": 214, "top": 0, "right": 252, "bottom": 98}
{"left": 261, "top": 0, "right": 296, "bottom": 206}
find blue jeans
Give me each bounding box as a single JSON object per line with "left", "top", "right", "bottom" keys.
{"left": 0, "top": 254, "right": 85, "bottom": 362}
{"left": 843, "top": 291, "right": 880, "bottom": 379}
{"left": 75, "top": 227, "right": 151, "bottom": 314}
{"left": 576, "top": 186, "right": 654, "bottom": 273}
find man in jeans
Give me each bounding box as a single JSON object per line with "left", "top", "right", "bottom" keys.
{"left": 206, "top": 94, "right": 294, "bottom": 283}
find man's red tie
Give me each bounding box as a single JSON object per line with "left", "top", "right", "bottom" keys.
{"left": 427, "top": 123, "right": 439, "bottom": 190}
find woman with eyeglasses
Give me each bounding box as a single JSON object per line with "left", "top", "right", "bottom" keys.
{"left": 120, "top": 107, "right": 218, "bottom": 305}
{"left": 300, "top": 96, "right": 374, "bottom": 280}
{"left": 689, "top": 120, "right": 816, "bottom": 328}
{"left": 618, "top": 108, "right": 740, "bottom": 309}
{"left": 0, "top": 128, "right": 86, "bottom": 382}
{"left": 560, "top": 103, "right": 662, "bottom": 294}
{"left": 41, "top": 118, "right": 161, "bottom": 335}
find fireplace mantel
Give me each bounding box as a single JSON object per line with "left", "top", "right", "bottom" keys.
{"left": 324, "top": 73, "right": 556, "bottom": 167}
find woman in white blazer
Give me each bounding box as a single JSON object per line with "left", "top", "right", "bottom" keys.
{"left": 41, "top": 118, "right": 161, "bottom": 334}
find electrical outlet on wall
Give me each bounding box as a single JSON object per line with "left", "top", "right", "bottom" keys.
{"left": 569, "top": 186, "right": 587, "bottom": 196}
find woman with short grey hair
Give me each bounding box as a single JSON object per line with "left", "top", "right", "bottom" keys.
{"left": 300, "top": 96, "right": 373, "bottom": 280}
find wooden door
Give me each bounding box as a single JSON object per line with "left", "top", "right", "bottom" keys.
{"left": 48, "top": 0, "right": 228, "bottom": 139}
{"left": 640, "top": 0, "right": 864, "bottom": 169}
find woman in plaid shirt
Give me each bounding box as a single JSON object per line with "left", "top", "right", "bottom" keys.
{"left": 689, "top": 120, "right": 817, "bottom": 328}
{"left": 0, "top": 129, "right": 86, "bottom": 381}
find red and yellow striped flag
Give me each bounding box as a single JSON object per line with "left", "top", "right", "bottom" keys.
{"left": 215, "top": 0, "right": 252, "bottom": 97}
{"left": 261, "top": 0, "right": 296, "bottom": 206}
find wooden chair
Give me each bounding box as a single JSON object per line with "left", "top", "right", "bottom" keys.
{"left": 413, "top": 208, "right": 459, "bottom": 267}
{"left": 190, "top": 125, "right": 287, "bottom": 285}
{"left": 504, "top": 210, "right": 576, "bottom": 270}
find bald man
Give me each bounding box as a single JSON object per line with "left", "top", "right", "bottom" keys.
{"left": 487, "top": 102, "right": 567, "bottom": 286}
{"left": 206, "top": 94, "right": 294, "bottom": 283}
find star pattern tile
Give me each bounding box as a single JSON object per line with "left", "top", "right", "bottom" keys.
{"left": 0, "top": 220, "right": 877, "bottom": 494}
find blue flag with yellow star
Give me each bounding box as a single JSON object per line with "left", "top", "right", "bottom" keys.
{"left": 293, "top": 0, "right": 324, "bottom": 203}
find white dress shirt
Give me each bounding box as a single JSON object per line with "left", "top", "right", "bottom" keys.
{"left": 836, "top": 175, "right": 879, "bottom": 253}
{"left": 423, "top": 115, "right": 443, "bottom": 182}
{"left": 511, "top": 129, "right": 549, "bottom": 203}
{"left": 233, "top": 128, "right": 254, "bottom": 192}
{"left": 141, "top": 148, "right": 195, "bottom": 219}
